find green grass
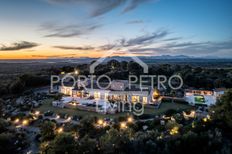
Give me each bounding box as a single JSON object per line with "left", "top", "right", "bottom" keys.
{"left": 37, "top": 99, "right": 193, "bottom": 119}
{"left": 144, "top": 103, "right": 192, "bottom": 115}
{"left": 37, "top": 99, "right": 127, "bottom": 118}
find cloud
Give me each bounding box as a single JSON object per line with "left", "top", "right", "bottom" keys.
{"left": 53, "top": 45, "right": 95, "bottom": 50}
{"left": 49, "top": 25, "right": 232, "bottom": 57}
{"left": 126, "top": 47, "right": 169, "bottom": 56}
{"left": 51, "top": 29, "right": 170, "bottom": 52}
{"left": 98, "top": 44, "right": 116, "bottom": 50}
{"left": 47, "top": 0, "right": 156, "bottom": 17}
{"left": 169, "top": 40, "right": 232, "bottom": 55}
{"left": 47, "top": 0, "right": 125, "bottom": 17}
{"left": 41, "top": 22, "right": 101, "bottom": 38}
{"left": 122, "top": 0, "right": 153, "bottom": 13}
{"left": 89, "top": 0, "right": 126, "bottom": 17}
{"left": 53, "top": 43, "right": 117, "bottom": 51}
{"left": 126, "top": 20, "right": 144, "bottom": 24}
{"left": 128, "top": 40, "right": 232, "bottom": 57}
{"left": 120, "top": 29, "right": 169, "bottom": 47}
{"left": 163, "top": 42, "right": 206, "bottom": 48}
{"left": 0, "top": 41, "right": 39, "bottom": 51}
{"left": 52, "top": 29, "right": 170, "bottom": 52}
{"left": 162, "top": 37, "right": 182, "bottom": 42}
{"left": 31, "top": 53, "right": 77, "bottom": 58}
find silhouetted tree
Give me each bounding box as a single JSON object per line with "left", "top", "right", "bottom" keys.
{"left": 40, "top": 121, "right": 56, "bottom": 141}
{"left": 211, "top": 89, "right": 232, "bottom": 128}
{"left": 48, "top": 133, "right": 77, "bottom": 154}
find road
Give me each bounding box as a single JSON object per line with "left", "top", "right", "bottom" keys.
{"left": 23, "top": 126, "right": 40, "bottom": 154}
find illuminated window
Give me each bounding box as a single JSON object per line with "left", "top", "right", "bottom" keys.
{"left": 94, "top": 92, "right": 100, "bottom": 99}
{"left": 76, "top": 91, "right": 82, "bottom": 97}
{"left": 105, "top": 93, "right": 108, "bottom": 100}
{"left": 66, "top": 88, "right": 72, "bottom": 95}
{"left": 143, "top": 97, "right": 147, "bottom": 104}
{"left": 153, "top": 89, "right": 160, "bottom": 100}
{"left": 131, "top": 96, "right": 140, "bottom": 103}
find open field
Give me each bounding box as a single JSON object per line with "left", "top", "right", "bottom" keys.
{"left": 37, "top": 98, "right": 193, "bottom": 119}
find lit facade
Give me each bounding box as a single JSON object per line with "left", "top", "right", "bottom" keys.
{"left": 59, "top": 80, "right": 158, "bottom": 104}
{"left": 184, "top": 89, "right": 225, "bottom": 106}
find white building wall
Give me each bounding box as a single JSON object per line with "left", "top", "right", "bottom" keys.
{"left": 185, "top": 95, "right": 216, "bottom": 106}
{"left": 59, "top": 85, "right": 152, "bottom": 104}
{"left": 59, "top": 86, "right": 74, "bottom": 96}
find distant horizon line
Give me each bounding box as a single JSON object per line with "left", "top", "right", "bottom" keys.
{"left": 1, "top": 55, "right": 232, "bottom": 61}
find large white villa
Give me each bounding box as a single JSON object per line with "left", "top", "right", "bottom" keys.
{"left": 184, "top": 88, "right": 225, "bottom": 106}
{"left": 58, "top": 79, "right": 159, "bottom": 105}
{"left": 53, "top": 75, "right": 225, "bottom": 110}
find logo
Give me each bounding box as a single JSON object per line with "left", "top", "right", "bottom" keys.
{"left": 90, "top": 50, "right": 148, "bottom": 74}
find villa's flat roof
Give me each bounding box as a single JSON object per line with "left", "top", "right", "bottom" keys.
{"left": 214, "top": 88, "right": 226, "bottom": 92}
{"left": 185, "top": 88, "right": 225, "bottom": 92}
{"left": 61, "top": 81, "right": 152, "bottom": 93}
{"left": 185, "top": 89, "right": 213, "bottom": 92}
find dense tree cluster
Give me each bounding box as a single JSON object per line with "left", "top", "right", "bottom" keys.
{"left": 38, "top": 89, "right": 232, "bottom": 154}
{"left": 1, "top": 60, "right": 232, "bottom": 96}
{"left": 62, "top": 60, "right": 232, "bottom": 89}
{"left": 0, "top": 118, "right": 28, "bottom": 153}
{"left": 0, "top": 74, "right": 49, "bottom": 96}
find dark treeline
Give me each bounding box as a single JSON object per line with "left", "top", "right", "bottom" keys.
{"left": 0, "top": 74, "right": 50, "bottom": 96}
{"left": 1, "top": 60, "right": 232, "bottom": 96}
{"left": 60, "top": 60, "right": 232, "bottom": 89}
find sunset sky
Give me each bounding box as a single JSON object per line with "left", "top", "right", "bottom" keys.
{"left": 0, "top": 0, "right": 231, "bottom": 59}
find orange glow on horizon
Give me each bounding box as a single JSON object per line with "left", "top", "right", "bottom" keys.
{"left": 0, "top": 50, "right": 150, "bottom": 59}
{"left": 0, "top": 50, "right": 102, "bottom": 59}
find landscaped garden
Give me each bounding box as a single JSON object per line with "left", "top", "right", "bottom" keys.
{"left": 37, "top": 98, "right": 193, "bottom": 119}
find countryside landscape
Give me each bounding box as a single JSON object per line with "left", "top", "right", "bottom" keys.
{"left": 0, "top": 0, "right": 232, "bottom": 154}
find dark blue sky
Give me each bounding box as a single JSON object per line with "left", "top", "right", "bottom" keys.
{"left": 0, "top": 0, "right": 231, "bottom": 59}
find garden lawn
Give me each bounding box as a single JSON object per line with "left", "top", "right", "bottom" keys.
{"left": 37, "top": 99, "right": 193, "bottom": 119}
